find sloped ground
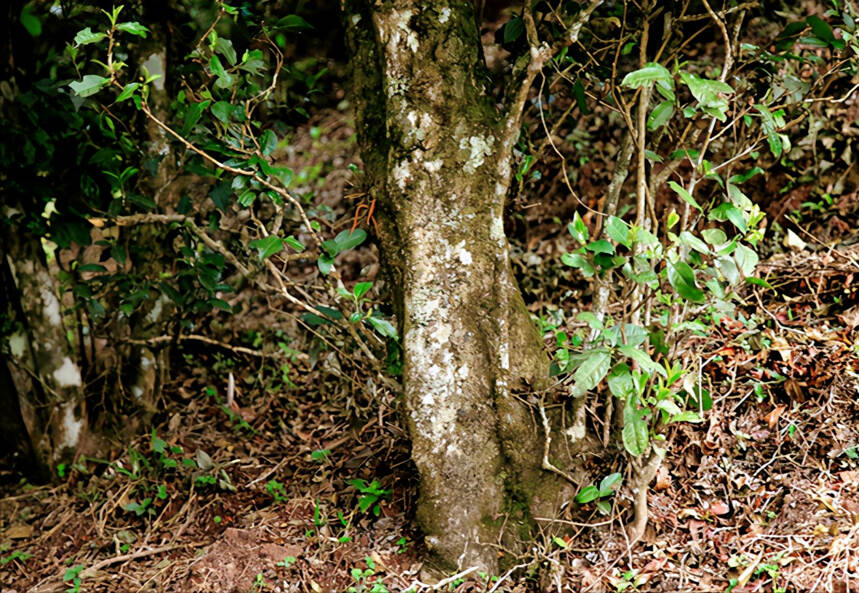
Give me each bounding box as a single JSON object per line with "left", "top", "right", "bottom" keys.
{"left": 2, "top": 102, "right": 859, "bottom": 593}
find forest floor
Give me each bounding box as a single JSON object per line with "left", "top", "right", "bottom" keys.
{"left": 2, "top": 105, "right": 859, "bottom": 593}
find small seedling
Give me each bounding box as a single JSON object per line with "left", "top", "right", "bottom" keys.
{"left": 310, "top": 449, "right": 330, "bottom": 463}
{"left": 575, "top": 472, "right": 623, "bottom": 515}
{"left": 0, "top": 549, "right": 32, "bottom": 564}
{"left": 267, "top": 479, "right": 288, "bottom": 503}
{"left": 63, "top": 564, "right": 85, "bottom": 593}
{"left": 276, "top": 556, "right": 297, "bottom": 568}
{"left": 348, "top": 478, "right": 390, "bottom": 516}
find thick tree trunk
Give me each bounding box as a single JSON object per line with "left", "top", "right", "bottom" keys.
{"left": 1, "top": 222, "right": 89, "bottom": 477}
{"left": 346, "top": 1, "right": 573, "bottom": 573}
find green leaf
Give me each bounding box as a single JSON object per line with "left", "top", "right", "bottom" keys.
{"left": 622, "top": 403, "right": 649, "bottom": 456}
{"left": 74, "top": 27, "right": 105, "bottom": 46}
{"left": 734, "top": 243, "right": 758, "bottom": 277}
{"left": 806, "top": 15, "right": 836, "bottom": 45}
{"left": 317, "top": 253, "right": 334, "bottom": 275}
{"left": 367, "top": 316, "right": 397, "bottom": 339}
{"left": 644, "top": 149, "right": 663, "bottom": 163}
{"left": 503, "top": 17, "right": 525, "bottom": 43}
{"left": 678, "top": 231, "right": 709, "bottom": 254}
{"left": 586, "top": 240, "right": 614, "bottom": 255}
{"left": 237, "top": 190, "right": 256, "bottom": 207}
{"left": 116, "top": 21, "right": 149, "bottom": 37}
{"left": 754, "top": 104, "right": 783, "bottom": 158}
{"left": 728, "top": 167, "right": 764, "bottom": 185}
{"left": 260, "top": 129, "right": 277, "bottom": 156}
{"left": 679, "top": 72, "right": 733, "bottom": 108}
{"left": 249, "top": 236, "right": 284, "bottom": 260}
{"left": 667, "top": 260, "right": 705, "bottom": 303}
{"left": 214, "top": 37, "right": 237, "bottom": 66}
{"left": 621, "top": 63, "right": 673, "bottom": 89}
{"left": 667, "top": 211, "right": 679, "bottom": 229}
{"left": 715, "top": 256, "right": 740, "bottom": 284}
{"left": 570, "top": 348, "right": 611, "bottom": 397}
{"left": 668, "top": 181, "right": 701, "bottom": 211}
{"left": 353, "top": 282, "right": 373, "bottom": 299}
{"left": 670, "top": 411, "right": 704, "bottom": 423}
{"left": 618, "top": 345, "right": 666, "bottom": 377}
{"left": 20, "top": 4, "right": 42, "bottom": 37}
{"left": 598, "top": 472, "right": 623, "bottom": 495}
{"left": 183, "top": 100, "right": 211, "bottom": 134}
{"left": 576, "top": 311, "right": 603, "bottom": 331}
{"left": 273, "top": 14, "right": 313, "bottom": 31}
{"left": 210, "top": 180, "right": 231, "bottom": 211}
{"left": 701, "top": 228, "right": 727, "bottom": 246}
{"left": 605, "top": 216, "right": 631, "bottom": 247}
{"left": 709, "top": 202, "right": 747, "bottom": 233}
{"left": 727, "top": 184, "right": 752, "bottom": 209}
{"left": 69, "top": 75, "right": 109, "bottom": 98}
{"left": 656, "top": 398, "right": 683, "bottom": 416}
{"left": 568, "top": 211, "right": 589, "bottom": 243}
{"left": 552, "top": 535, "right": 569, "bottom": 549}
{"left": 607, "top": 363, "right": 634, "bottom": 398}
{"left": 284, "top": 235, "right": 305, "bottom": 252}
{"left": 115, "top": 82, "right": 140, "bottom": 103}
{"left": 561, "top": 252, "right": 595, "bottom": 276}
{"left": 211, "top": 101, "right": 233, "bottom": 123}
{"left": 575, "top": 486, "right": 600, "bottom": 504}
{"left": 647, "top": 100, "right": 674, "bottom": 130}
{"left": 239, "top": 49, "right": 266, "bottom": 75}
{"left": 596, "top": 500, "right": 612, "bottom": 515}
{"left": 333, "top": 229, "right": 367, "bottom": 253}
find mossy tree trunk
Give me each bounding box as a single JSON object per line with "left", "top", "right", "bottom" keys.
{"left": 345, "top": 0, "right": 575, "bottom": 573}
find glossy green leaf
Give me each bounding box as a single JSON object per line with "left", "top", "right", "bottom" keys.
{"left": 575, "top": 486, "right": 600, "bottom": 504}
{"left": 568, "top": 211, "right": 588, "bottom": 243}
{"left": 621, "top": 63, "right": 673, "bottom": 89}
{"left": 69, "top": 75, "right": 109, "bottom": 98}
{"left": 622, "top": 403, "right": 649, "bottom": 456}
{"left": 117, "top": 21, "right": 149, "bottom": 37}
{"left": 605, "top": 216, "right": 631, "bottom": 247}
{"left": 618, "top": 345, "right": 666, "bottom": 376}
{"left": 667, "top": 260, "right": 705, "bottom": 303}
{"left": 647, "top": 100, "right": 674, "bottom": 130}
{"left": 679, "top": 231, "right": 709, "bottom": 254}
{"left": 599, "top": 472, "right": 623, "bottom": 495}
{"left": 211, "top": 101, "right": 233, "bottom": 123}
{"left": 74, "top": 27, "right": 105, "bottom": 46}
{"left": 734, "top": 243, "right": 758, "bottom": 276}
{"left": 214, "top": 37, "right": 237, "bottom": 66}
{"left": 586, "top": 239, "right": 614, "bottom": 255}
{"left": 260, "top": 129, "right": 278, "bottom": 156}
{"left": 561, "top": 252, "right": 595, "bottom": 276}
{"left": 353, "top": 282, "right": 373, "bottom": 299}
{"left": 668, "top": 181, "right": 701, "bottom": 211}
{"left": 367, "top": 316, "right": 397, "bottom": 339}
{"left": 284, "top": 235, "right": 305, "bottom": 252}
{"left": 754, "top": 104, "right": 783, "bottom": 158}
{"left": 115, "top": 82, "right": 140, "bottom": 103}
{"left": 570, "top": 348, "right": 611, "bottom": 397}
{"left": 606, "top": 362, "right": 635, "bottom": 400}
{"left": 333, "top": 228, "right": 367, "bottom": 253}
{"left": 503, "top": 17, "right": 524, "bottom": 43}
{"left": 249, "top": 236, "right": 284, "bottom": 260}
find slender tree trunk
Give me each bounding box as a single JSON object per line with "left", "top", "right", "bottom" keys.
{"left": 345, "top": 1, "right": 573, "bottom": 573}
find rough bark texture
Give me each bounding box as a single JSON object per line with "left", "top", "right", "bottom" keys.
{"left": 345, "top": 0, "right": 573, "bottom": 573}
{"left": 1, "top": 219, "right": 89, "bottom": 476}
